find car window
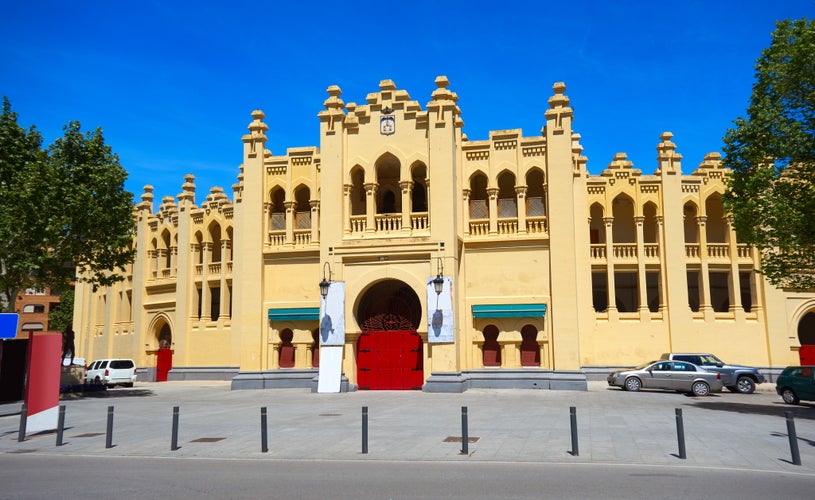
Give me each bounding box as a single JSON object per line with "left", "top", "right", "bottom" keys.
{"left": 698, "top": 355, "right": 722, "bottom": 366}
{"left": 674, "top": 355, "right": 697, "bottom": 364}
{"left": 99, "top": 361, "right": 108, "bottom": 369}
{"left": 798, "top": 368, "right": 813, "bottom": 378}
{"left": 653, "top": 362, "right": 671, "bottom": 371}
{"left": 672, "top": 362, "right": 693, "bottom": 371}
{"left": 110, "top": 360, "right": 134, "bottom": 369}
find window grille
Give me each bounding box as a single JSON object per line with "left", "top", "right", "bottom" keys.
{"left": 295, "top": 211, "right": 311, "bottom": 230}
{"left": 526, "top": 197, "right": 545, "bottom": 216}
{"left": 469, "top": 199, "right": 488, "bottom": 219}
{"left": 270, "top": 213, "right": 285, "bottom": 231}
{"left": 498, "top": 198, "right": 517, "bottom": 218}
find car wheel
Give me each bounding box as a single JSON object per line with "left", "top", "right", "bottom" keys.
{"left": 94, "top": 376, "right": 101, "bottom": 385}
{"left": 781, "top": 388, "right": 800, "bottom": 405}
{"left": 691, "top": 381, "right": 710, "bottom": 397}
{"left": 735, "top": 376, "right": 756, "bottom": 394}
{"left": 624, "top": 377, "right": 642, "bottom": 392}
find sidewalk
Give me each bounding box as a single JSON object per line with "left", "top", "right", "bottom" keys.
{"left": 1, "top": 381, "right": 812, "bottom": 474}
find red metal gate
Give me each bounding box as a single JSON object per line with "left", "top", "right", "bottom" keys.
{"left": 357, "top": 330, "right": 423, "bottom": 390}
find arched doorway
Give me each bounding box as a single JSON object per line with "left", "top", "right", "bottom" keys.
{"left": 356, "top": 280, "right": 423, "bottom": 390}
{"left": 798, "top": 311, "right": 815, "bottom": 365}
{"left": 156, "top": 322, "right": 172, "bottom": 382}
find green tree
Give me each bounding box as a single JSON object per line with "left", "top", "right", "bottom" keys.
{"left": 723, "top": 18, "right": 815, "bottom": 290}
{"left": 0, "top": 98, "right": 135, "bottom": 312}
{"left": 48, "top": 289, "right": 74, "bottom": 333}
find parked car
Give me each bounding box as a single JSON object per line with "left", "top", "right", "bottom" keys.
{"left": 659, "top": 353, "right": 765, "bottom": 394}
{"left": 608, "top": 360, "right": 723, "bottom": 396}
{"left": 85, "top": 359, "right": 137, "bottom": 388}
{"left": 776, "top": 366, "right": 815, "bottom": 405}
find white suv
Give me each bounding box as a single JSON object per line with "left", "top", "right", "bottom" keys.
{"left": 85, "top": 359, "right": 137, "bottom": 388}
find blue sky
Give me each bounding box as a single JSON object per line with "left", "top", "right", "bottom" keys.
{"left": 3, "top": 1, "right": 813, "bottom": 202}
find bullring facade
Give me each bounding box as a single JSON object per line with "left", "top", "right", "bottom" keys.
{"left": 72, "top": 78, "right": 815, "bottom": 391}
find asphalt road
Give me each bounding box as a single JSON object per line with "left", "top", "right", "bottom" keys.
{"left": 0, "top": 454, "right": 813, "bottom": 499}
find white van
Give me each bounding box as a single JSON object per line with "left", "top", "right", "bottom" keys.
{"left": 85, "top": 359, "right": 137, "bottom": 388}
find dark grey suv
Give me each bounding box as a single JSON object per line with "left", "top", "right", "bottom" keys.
{"left": 659, "top": 353, "right": 765, "bottom": 394}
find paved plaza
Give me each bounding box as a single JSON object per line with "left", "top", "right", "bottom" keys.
{"left": 1, "top": 381, "right": 813, "bottom": 474}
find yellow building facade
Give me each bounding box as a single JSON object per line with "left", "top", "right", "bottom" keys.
{"left": 72, "top": 78, "right": 815, "bottom": 391}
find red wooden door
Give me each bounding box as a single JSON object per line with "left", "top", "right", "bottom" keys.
{"left": 156, "top": 348, "right": 172, "bottom": 382}
{"left": 800, "top": 344, "right": 815, "bottom": 365}
{"left": 357, "top": 330, "right": 423, "bottom": 390}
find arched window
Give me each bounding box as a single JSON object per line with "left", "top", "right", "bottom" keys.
{"left": 589, "top": 203, "right": 605, "bottom": 244}
{"left": 350, "top": 167, "right": 366, "bottom": 216}
{"left": 482, "top": 325, "right": 501, "bottom": 367}
{"left": 611, "top": 195, "right": 635, "bottom": 243}
{"left": 520, "top": 325, "right": 540, "bottom": 367}
{"left": 279, "top": 329, "right": 295, "bottom": 368}
{"left": 161, "top": 229, "right": 172, "bottom": 269}
{"left": 411, "top": 163, "right": 428, "bottom": 213}
{"left": 497, "top": 171, "right": 517, "bottom": 218}
{"left": 209, "top": 222, "right": 222, "bottom": 263}
{"left": 525, "top": 168, "right": 546, "bottom": 217}
{"left": 270, "top": 187, "right": 286, "bottom": 231}
{"left": 643, "top": 202, "right": 659, "bottom": 243}
{"left": 683, "top": 203, "right": 699, "bottom": 243}
{"left": 294, "top": 186, "right": 311, "bottom": 230}
{"left": 469, "top": 172, "right": 489, "bottom": 220}
{"left": 705, "top": 194, "right": 727, "bottom": 243}
{"left": 375, "top": 154, "right": 401, "bottom": 214}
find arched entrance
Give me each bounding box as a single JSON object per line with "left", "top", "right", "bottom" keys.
{"left": 155, "top": 321, "right": 173, "bottom": 382}
{"left": 356, "top": 280, "right": 423, "bottom": 390}
{"left": 799, "top": 311, "right": 815, "bottom": 365}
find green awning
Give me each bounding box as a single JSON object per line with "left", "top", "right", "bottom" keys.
{"left": 471, "top": 303, "right": 547, "bottom": 318}
{"left": 267, "top": 307, "right": 320, "bottom": 321}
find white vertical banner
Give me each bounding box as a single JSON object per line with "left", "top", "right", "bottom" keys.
{"left": 319, "top": 281, "right": 345, "bottom": 346}
{"left": 427, "top": 276, "right": 454, "bottom": 343}
{"left": 318, "top": 281, "right": 345, "bottom": 393}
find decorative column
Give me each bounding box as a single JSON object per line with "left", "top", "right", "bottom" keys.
{"left": 487, "top": 187, "right": 499, "bottom": 235}
{"left": 400, "top": 180, "right": 413, "bottom": 232}
{"left": 201, "top": 242, "right": 212, "bottom": 321}
{"left": 697, "top": 216, "right": 712, "bottom": 318}
{"left": 656, "top": 216, "right": 667, "bottom": 313}
{"left": 284, "top": 201, "right": 296, "bottom": 245}
{"left": 635, "top": 216, "right": 649, "bottom": 317}
{"left": 310, "top": 200, "right": 320, "bottom": 244}
{"left": 170, "top": 245, "right": 178, "bottom": 277}
{"left": 515, "top": 185, "right": 528, "bottom": 235}
{"left": 462, "top": 189, "right": 471, "bottom": 235}
{"left": 364, "top": 182, "right": 378, "bottom": 233}
{"left": 343, "top": 185, "right": 352, "bottom": 234}
{"left": 604, "top": 217, "right": 617, "bottom": 314}
{"left": 219, "top": 240, "right": 230, "bottom": 321}
{"left": 725, "top": 217, "right": 744, "bottom": 316}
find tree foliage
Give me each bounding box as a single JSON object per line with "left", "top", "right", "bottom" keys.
{"left": 0, "top": 97, "right": 135, "bottom": 312}
{"left": 49, "top": 289, "right": 75, "bottom": 333}
{"left": 723, "top": 18, "right": 815, "bottom": 290}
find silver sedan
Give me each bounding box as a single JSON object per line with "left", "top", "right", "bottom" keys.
{"left": 607, "top": 360, "right": 723, "bottom": 396}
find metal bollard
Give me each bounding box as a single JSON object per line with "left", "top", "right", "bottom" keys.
{"left": 461, "top": 406, "right": 469, "bottom": 455}
{"left": 261, "top": 407, "right": 268, "bottom": 453}
{"left": 17, "top": 403, "right": 27, "bottom": 442}
{"left": 56, "top": 405, "right": 66, "bottom": 446}
{"left": 362, "top": 406, "right": 368, "bottom": 454}
{"left": 785, "top": 411, "right": 801, "bottom": 466}
{"left": 675, "top": 408, "right": 686, "bottom": 459}
{"left": 105, "top": 406, "right": 114, "bottom": 449}
{"left": 171, "top": 406, "right": 180, "bottom": 451}
{"left": 569, "top": 406, "right": 579, "bottom": 456}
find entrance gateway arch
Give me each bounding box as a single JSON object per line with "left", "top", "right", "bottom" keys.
{"left": 355, "top": 279, "right": 424, "bottom": 390}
